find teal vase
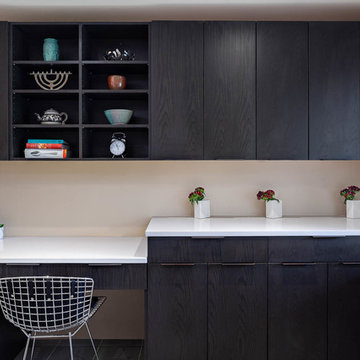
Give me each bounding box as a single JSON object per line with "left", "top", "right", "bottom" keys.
{"left": 43, "top": 38, "right": 59, "bottom": 61}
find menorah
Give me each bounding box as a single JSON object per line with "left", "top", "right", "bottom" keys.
{"left": 29, "top": 69, "right": 72, "bottom": 91}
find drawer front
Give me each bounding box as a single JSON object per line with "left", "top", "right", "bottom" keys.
{"left": 220, "top": 237, "right": 267, "bottom": 263}
{"left": 269, "top": 236, "right": 360, "bottom": 262}
{"left": 148, "top": 237, "right": 220, "bottom": 263}
{"left": 0, "top": 264, "right": 147, "bottom": 290}
{"left": 148, "top": 237, "right": 267, "bottom": 263}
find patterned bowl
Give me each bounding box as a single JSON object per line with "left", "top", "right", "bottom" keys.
{"left": 104, "top": 109, "right": 133, "bottom": 125}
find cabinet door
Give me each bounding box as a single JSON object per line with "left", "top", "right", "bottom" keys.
{"left": 257, "top": 22, "right": 308, "bottom": 160}
{"left": 147, "top": 264, "right": 207, "bottom": 360}
{"left": 0, "top": 22, "right": 8, "bottom": 160}
{"left": 204, "top": 22, "right": 255, "bottom": 159}
{"left": 309, "top": 22, "right": 360, "bottom": 159}
{"left": 208, "top": 264, "right": 267, "bottom": 360}
{"left": 328, "top": 263, "right": 360, "bottom": 360}
{"left": 269, "top": 264, "right": 327, "bottom": 360}
{"left": 151, "top": 21, "right": 203, "bottom": 159}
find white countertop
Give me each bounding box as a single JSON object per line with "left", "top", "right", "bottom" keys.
{"left": 0, "top": 236, "right": 147, "bottom": 264}
{"left": 146, "top": 217, "right": 360, "bottom": 237}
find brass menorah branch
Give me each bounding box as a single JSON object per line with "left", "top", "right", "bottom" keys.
{"left": 29, "top": 69, "right": 72, "bottom": 90}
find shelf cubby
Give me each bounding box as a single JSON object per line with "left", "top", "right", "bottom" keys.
{"left": 82, "top": 63, "right": 148, "bottom": 90}
{"left": 13, "top": 63, "right": 79, "bottom": 90}
{"left": 12, "top": 24, "right": 79, "bottom": 61}
{"left": 82, "top": 24, "right": 148, "bottom": 61}
{"left": 10, "top": 22, "right": 150, "bottom": 160}
{"left": 13, "top": 92, "right": 79, "bottom": 125}
{"left": 82, "top": 128, "right": 148, "bottom": 159}
{"left": 82, "top": 92, "right": 148, "bottom": 125}
{"left": 12, "top": 127, "right": 80, "bottom": 159}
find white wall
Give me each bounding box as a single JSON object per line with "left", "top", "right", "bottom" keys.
{"left": 1, "top": 161, "right": 359, "bottom": 237}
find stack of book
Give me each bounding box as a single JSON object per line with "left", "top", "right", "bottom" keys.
{"left": 24, "top": 139, "right": 70, "bottom": 159}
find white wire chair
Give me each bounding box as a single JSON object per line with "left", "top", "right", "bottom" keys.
{"left": 0, "top": 276, "right": 105, "bottom": 360}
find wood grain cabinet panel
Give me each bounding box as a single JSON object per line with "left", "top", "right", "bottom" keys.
{"left": 269, "top": 263, "right": 327, "bottom": 360}
{"left": 148, "top": 237, "right": 221, "bottom": 263}
{"left": 257, "top": 22, "right": 308, "bottom": 160}
{"left": 151, "top": 21, "right": 204, "bottom": 159}
{"left": 204, "top": 22, "right": 256, "bottom": 159}
{"left": 0, "top": 264, "right": 147, "bottom": 289}
{"left": 148, "top": 236, "right": 267, "bottom": 263}
{"left": 328, "top": 263, "right": 360, "bottom": 360}
{"left": 309, "top": 22, "right": 360, "bottom": 159}
{"left": 0, "top": 22, "right": 8, "bottom": 160}
{"left": 208, "top": 263, "right": 267, "bottom": 360}
{"left": 147, "top": 263, "right": 207, "bottom": 360}
{"left": 269, "top": 236, "right": 360, "bottom": 262}
{"left": 220, "top": 237, "right": 267, "bottom": 263}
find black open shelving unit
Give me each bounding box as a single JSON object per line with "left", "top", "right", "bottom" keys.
{"left": 10, "top": 22, "right": 150, "bottom": 160}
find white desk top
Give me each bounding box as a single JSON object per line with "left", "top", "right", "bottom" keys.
{"left": 146, "top": 217, "right": 360, "bottom": 237}
{"left": 0, "top": 236, "right": 147, "bottom": 264}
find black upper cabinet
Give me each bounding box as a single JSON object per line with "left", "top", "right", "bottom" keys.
{"left": 269, "top": 264, "right": 327, "bottom": 360}
{"left": 257, "top": 22, "right": 308, "bottom": 160}
{"left": 309, "top": 22, "right": 360, "bottom": 160}
{"left": 204, "top": 22, "right": 256, "bottom": 159}
{"left": 151, "top": 21, "right": 204, "bottom": 160}
{"left": 0, "top": 22, "right": 8, "bottom": 160}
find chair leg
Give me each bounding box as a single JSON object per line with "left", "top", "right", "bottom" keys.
{"left": 30, "top": 332, "right": 36, "bottom": 360}
{"left": 23, "top": 336, "right": 30, "bottom": 360}
{"left": 85, "top": 322, "right": 99, "bottom": 360}
{"left": 68, "top": 333, "right": 74, "bottom": 360}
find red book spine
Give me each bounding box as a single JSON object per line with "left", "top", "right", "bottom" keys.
{"left": 26, "top": 143, "right": 64, "bottom": 149}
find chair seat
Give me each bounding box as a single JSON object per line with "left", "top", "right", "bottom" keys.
{"left": 89, "top": 296, "right": 106, "bottom": 320}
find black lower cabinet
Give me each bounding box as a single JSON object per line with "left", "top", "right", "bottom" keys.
{"left": 0, "top": 314, "right": 24, "bottom": 360}
{"left": 147, "top": 264, "right": 207, "bottom": 360}
{"left": 268, "top": 263, "right": 327, "bottom": 360}
{"left": 208, "top": 264, "right": 267, "bottom": 360}
{"left": 328, "top": 263, "right": 360, "bottom": 360}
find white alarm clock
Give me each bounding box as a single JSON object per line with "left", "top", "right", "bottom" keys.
{"left": 110, "top": 132, "right": 126, "bottom": 158}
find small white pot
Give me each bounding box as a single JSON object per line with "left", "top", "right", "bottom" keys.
{"left": 266, "top": 200, "right": 282, "bottom": 219}
{"left": 346, "top": 200, "right": 360, "bottom": 218}
{"left": 194, "top": 200, "right": 211, "bottom": 219}
{"left": 0, "top": 227, "right": 3, "bottom": 239}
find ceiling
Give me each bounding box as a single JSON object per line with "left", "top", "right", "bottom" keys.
{"left": 1, "top": 0, "right": 360, "bottom": 21}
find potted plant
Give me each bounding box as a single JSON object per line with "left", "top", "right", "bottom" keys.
{"left": 257, "top": 189, "right": 282, "bottom": 219}
{"left": 0, "top": 224, "right": 3, "bottom": 239}
{"left": 188, "top": 187, "right": 210, "bottom": 219}
{"left": 340, "top": 185, "right": 360, "bottom": 218}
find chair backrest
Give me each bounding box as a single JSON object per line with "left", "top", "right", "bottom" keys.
{"left": 0, "top": 276, "right": 94, "bottom": 333}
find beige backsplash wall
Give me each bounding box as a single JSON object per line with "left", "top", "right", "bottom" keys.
{"left": 0, "top": 160, "right": 360, "bottom": 236}
{"left": 1, "top": 160, "right": 360, "bottom": 338}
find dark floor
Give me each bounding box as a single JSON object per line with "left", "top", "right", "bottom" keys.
{"left": 15, "top": 339, "right": 144, "bottom": 360}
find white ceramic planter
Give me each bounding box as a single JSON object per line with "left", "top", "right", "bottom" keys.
{"left": 0, "top": 226, "right": 3, "bottom": 239}
{"left": 266, "top": 200, "right": 282, "bottom": 219}
{"left": 346, "top": 200, "right": 360, "bottom": 218}
{"left": 194, "top": 200, "right": 211, "bottom": 219}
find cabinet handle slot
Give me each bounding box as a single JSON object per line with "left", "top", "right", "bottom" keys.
{"left": 341, "top": 262, "right": 360, "bottom": 265}
{"left": 311, "top": 236, "right": 346, "bottom": 239}
{"left": 160, "top": 263, "right": 195, "bottom": 267}
{"left": 88, "top": 263, "right": 123, "bottom": 266}
{"left": 191, "top": 236, "right": 225, "bottom": 239}
{"left": 221, "top": 263, "right": 256, "bottom": 266}
{"left": 281, "top": 262, "right": 317, "bottom": 266}
{"left": 6, "top": 263, "right": 40, "bottom": 266}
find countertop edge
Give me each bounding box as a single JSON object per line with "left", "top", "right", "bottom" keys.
{"left": 0, "top": 258, "right": 148, "bottom": 264}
